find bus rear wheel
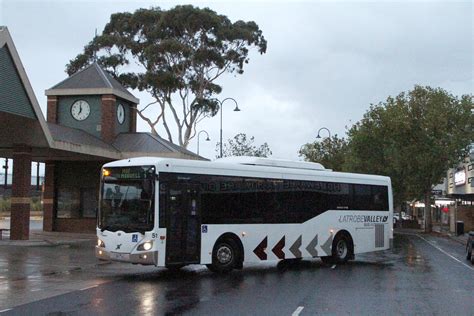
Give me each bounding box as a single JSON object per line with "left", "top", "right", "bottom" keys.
{"left": 321, "top": 233, "right": 353, "bottom": 265}
{"left": 209, "top": 238, "right": 239, "bottom": 273}
{"left": 332, "top": 233, "right": 352, "bottom": 263}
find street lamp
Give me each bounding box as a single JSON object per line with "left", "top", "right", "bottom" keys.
{"left": 316, "top": 127, "right": 331, "bottom": 139}
{"left": 218, "top": 97, "right": 240, "bottom": 158}
{"left": 197, "top": 130, "right": 210, "bottom": 156}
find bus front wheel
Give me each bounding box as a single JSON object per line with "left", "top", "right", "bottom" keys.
{"left": 209, "top": 238, "right": 239, "bottom": 273}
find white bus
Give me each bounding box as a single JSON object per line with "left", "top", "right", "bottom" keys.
{"left": 96, "top": 157, "right": 393, "bottom": 272}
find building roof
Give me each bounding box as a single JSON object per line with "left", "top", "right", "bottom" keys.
{"left": 48, "top": 123, "right": 120, "bottom": 154}
{"left": 0, "top": 27, "right": 204, "bottom": 162}
{"left": 113, "top": 133, "right": 205, "bottom": 160}
{"left": 45, "top": 62, "right": 139, "bottom": 104}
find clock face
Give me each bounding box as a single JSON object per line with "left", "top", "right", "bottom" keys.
{"left": 117, "top": 103, "right": 125, "bottom": 125}
{"left": 71, "top": 100, "right": 90, "bottom": 121}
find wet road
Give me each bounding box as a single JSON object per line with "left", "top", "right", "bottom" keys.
{"left": 1, "top": 233, "right": 473, "bottom": 315}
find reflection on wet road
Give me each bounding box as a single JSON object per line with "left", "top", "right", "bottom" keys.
{"left": 2, "top": 233, "right": 473, "bottom": 315}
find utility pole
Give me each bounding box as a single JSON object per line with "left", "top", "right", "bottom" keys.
{"left": 2, "top": 158, "right": 8, "bottom": 188}
{"left": 36, "top": 161, "right": 40, "bottom": 191}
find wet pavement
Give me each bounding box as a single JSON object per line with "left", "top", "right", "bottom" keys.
{"left": 1, "top": 232, "right": 473, "bottom": 315}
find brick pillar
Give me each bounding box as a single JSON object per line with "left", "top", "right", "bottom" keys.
{"left": 42, "top": 162, "right": 55, "bottom": 232}
{"left": 130, "top": 104, "right": 137, "bottom": 133}
{"left": 47, "top": 96, "right": 58, "bottom": 123}
{"left": 10, "top": 144, "right": 32, "bottom": 240}
{"left": 101, "top": 94, "right": 116, "bottom": 143}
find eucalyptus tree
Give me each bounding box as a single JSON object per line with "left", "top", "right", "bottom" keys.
{"left": 67, "top": 5, "right": 267, "bottom": 147}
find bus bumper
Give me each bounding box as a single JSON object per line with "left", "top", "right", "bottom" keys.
{"left": 95, "top": 247, "right": 158, "bottom": 265}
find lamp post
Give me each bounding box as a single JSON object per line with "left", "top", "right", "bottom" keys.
{"left": 218, "top": 97, "right": 240, "bottom": 158}
{"left": 316, "top": 127, "right": 331, "bottom": 140}
{"left": 197, "top": 130, "right": 210, "bottom": 156}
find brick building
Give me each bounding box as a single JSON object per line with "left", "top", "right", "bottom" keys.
{"left": 0, "top": 26, "right": 203, "bottom": 239}
{"left": 446, "top": 150, "right": 474, "bottom": 233}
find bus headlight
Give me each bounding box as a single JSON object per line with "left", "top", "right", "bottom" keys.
{"left": 97, "top": 239, "right": 105, "bottom": 248}
{"left": 138, "top": 241, "right": 153, "bottom": 251}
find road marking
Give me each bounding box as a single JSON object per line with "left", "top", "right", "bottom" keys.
{"left": 80, "top": 284, "right": 99, "bottom": 291}
{"left": 416, "top": 235, "right": 474, "bottom": 272}
{"left": 0, "top": 309, "right": 12, "bottom": 313}
{"left": 292, "top": 306, "right": 304, "bottom": 316}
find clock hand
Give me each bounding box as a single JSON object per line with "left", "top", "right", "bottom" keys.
{"left": 79, "top": 105, "right": 82, "bottom": 114}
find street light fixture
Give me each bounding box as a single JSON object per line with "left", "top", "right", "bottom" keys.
{"left": 218, "top": 97, "right": 241, "bottom": 158}
{"left": 316, "top": 127, "right": 331, "bottom": 139}
{"left": 197, "top": 130, "right": 210, "bottom": 156}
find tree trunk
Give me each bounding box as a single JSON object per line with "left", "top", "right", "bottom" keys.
{"left": 424, "top": 193, "right": 432, "bottom": 233}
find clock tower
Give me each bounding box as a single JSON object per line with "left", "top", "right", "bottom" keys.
{"left": 45, "top": 62, "right": 139, "bottom": 143}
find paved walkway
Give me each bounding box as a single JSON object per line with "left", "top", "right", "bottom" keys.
{"left": 0, "top": 229, "right": 95, "bottom": 247}
{"left": 432, "top": 225, "right": 469, "bottom": 245}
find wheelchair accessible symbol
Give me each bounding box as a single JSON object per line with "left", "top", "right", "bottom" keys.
{"left": 202, "top": 225, "right": 208, "bottom": 233}
{"left": 132, "top": 234, "right": 138, "bottom": 242}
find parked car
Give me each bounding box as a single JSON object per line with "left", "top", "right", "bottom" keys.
{"left": 393, "top": 214, "right": 400, "bottom": 226}
{"left": 467, "top": 231, "right": 474, "bottom": 265}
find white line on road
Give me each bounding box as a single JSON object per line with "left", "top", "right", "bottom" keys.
{"left": 416, "top": 235, "right": 474, "bottom": 272}
{"left": 292, "top": 306, "right": 304, "bottom": 316}
{"left": 0, "top": 309, "right": 12, "bottom": 313}
{"left": 80, "top": 284, "right": 99, "bottom": 291}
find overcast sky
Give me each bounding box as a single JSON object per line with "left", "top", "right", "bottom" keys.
{"left": 1, "top": 0, "right": 472, "bottom": 163}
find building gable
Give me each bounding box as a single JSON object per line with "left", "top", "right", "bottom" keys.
{"left": 0, "top": 45, "right": 36, "bottom": 119}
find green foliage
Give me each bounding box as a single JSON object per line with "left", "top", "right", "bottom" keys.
{"left": 66, "top": 5, "right": 267, "bottom": 147}
{"left": 218, "top": 133, "right": 272, "bottom": 158}
{"left": 299, "top": 135, "right": 348, "bottom": 171}
{"left": 346, "top": 85, "right": 473, "bottom": 206}
{"left": 0, "top": 197, "right": 10, "bottom": 213}
{"left": 0, "top": 197, "right": 43, "bottom": 213}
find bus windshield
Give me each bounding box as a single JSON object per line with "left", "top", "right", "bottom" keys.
{"left": 98, "top": 166, "right": 155, "bottom": 233}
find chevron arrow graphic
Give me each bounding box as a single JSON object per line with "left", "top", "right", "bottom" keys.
{"left": 305, "top": 234, "right": 318, "bottom": 257}
{"left": 272, "top": 236, "right": 285, "bottom": 259}
{"left": 289, "top": 235, "right": 302, "bottom": 258}
{"left": 254, "top": 236, "right": 268, "bottom": 260}
{"left": 321, "top": 234, "right": 333, "bottom": 256}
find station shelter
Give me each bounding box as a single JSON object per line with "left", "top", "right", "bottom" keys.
{"left": 0, "top": 26, "right": 203, "bottom": 239}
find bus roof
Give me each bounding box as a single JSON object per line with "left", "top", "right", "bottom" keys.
{"left": 103, "top": 156, "right": 391, "bottom": 185}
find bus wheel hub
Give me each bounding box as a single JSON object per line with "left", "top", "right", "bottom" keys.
{"left": 217, "top": 246, "right": 232, "bottom": 264}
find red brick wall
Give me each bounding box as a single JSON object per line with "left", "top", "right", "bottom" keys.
{"left": 457, "top": 205, "right": 474, "bottom": 232}
{"left": 55, "top": 218, "right": 96, "bottom": 233}
{"left": 101, "top": 94, "right": 116, "bottom": 143}
{"left": 43, "top": 162, "right": 55, "bottom": 232}
{"left": 10, "top": 144, "right": 31, "bottom": 240}
{"left": 47, "top": 96, "right": 58, "bottom": 123}
{"left": 130, "top": 104, "right": 137, "bottom": 133}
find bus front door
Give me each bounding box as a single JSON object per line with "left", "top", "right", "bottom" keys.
{"left": 166, "top": 183, "right": 201, "bottom": 265}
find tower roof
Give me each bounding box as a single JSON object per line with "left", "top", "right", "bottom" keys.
{"left": 45, "top": 62, "right": 139, "bottom": 104}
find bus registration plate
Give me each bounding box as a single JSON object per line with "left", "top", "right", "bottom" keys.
{"left": 110, "top": 252, "right": 130, "bottom": 261}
